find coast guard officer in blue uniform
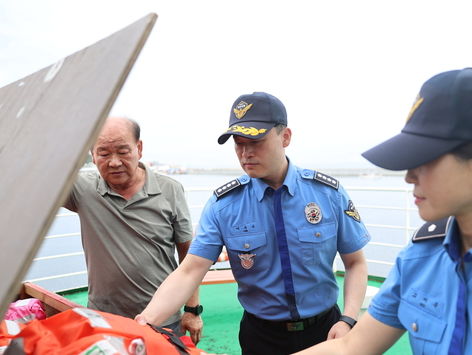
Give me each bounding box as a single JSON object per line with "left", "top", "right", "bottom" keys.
{"left": 137, "top": 92, "right": 370, "bottom": 354}
{"left": 295, "top": 69, "right": 472, "bottom": 355}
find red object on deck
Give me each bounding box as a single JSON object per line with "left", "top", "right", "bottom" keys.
{"left": 1, "top": 308, "right": 205, "bottom": 354}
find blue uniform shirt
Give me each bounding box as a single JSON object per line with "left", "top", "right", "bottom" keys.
{"left": 189, "top": 161, "right": 370, "bottom": 321}
{"left": 369, "top": 217, "right": 472, "bottom": 354}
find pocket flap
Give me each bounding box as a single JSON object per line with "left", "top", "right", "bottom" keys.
{"left": 298, "top": 222, "right": 336, "bottom": 243}
{"left": 398, "top": 300, "right": 446, "bottom": 342}
{"left": 226, "top": 233, "right": 267, "bottom": 252}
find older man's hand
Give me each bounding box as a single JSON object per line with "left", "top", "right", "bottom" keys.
{"left": 181, "top": 312, "right": 204, "bottom": 344}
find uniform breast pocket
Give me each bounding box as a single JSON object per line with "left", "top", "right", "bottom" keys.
{"left": 298, "top": 222, "right": 336, "bottom": 266}
{"left": 398, "top": 299, "right": 446, "bottom": 354}
{"left": 225, "top": 233, "right": 267, "bottom": 253}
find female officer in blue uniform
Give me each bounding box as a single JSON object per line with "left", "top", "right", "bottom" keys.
{"left": 136, "top": 92, "right": 370, "bottom": 354}
{"left": 295, "top": 68, "right": 472, "bottom": 355}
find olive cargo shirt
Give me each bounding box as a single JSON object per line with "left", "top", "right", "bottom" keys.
{"left": 64, "top": 164, "right": 193, "bottom": 325}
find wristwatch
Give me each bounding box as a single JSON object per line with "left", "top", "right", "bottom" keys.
{"left": 184, "top": 304, "right": 203, "bottom": 316}
{"left": 339, "top": 315, "right": 357, "bottom": 328}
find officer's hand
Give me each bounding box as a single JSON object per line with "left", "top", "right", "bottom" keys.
{"left": 327, "top": 321, "right": 351, "bottom": 339}
{"left": 181, "top": 312, "right": 203, "bottom": 344}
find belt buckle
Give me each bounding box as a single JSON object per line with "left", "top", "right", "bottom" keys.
{"left": 286, "top": 321, "right": 304, "bottom": 332}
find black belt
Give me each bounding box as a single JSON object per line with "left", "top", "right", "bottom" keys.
{"left": 245, "top": 306, "right": 333, "bottom": 332}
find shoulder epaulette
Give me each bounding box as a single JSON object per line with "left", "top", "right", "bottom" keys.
{"left": 412, "top": 216, "right": 453, "bottom": 243}
{"left": 214, "top": 175, "right": 249, "bottom": 199}
{"left": 313, "top": 171, "right": 339, "bottom": 190}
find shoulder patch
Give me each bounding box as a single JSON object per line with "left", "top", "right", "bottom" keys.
{"left": 214, "top": 176, "right": 249, "bottom": 199}
{"left": 412, "top": 216, "right": 453, "bottom": 243}
{"left": 313, "top": 171, "right": 339, "bottom": 190}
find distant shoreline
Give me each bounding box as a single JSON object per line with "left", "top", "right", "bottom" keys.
{"left": 185, "top": 167, "right": 404, "bottom": 177}
{"left": 82, "top": 163, "right": 404, "bottom": 177}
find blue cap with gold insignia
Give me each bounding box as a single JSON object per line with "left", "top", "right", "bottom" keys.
{"left": 362, "top": 68, "right": 472, "bottom": 170}
{"left": 218, "top": 92, "right": 287, "bottom": 144}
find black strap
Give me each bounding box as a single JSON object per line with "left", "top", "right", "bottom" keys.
{"left": 339, "top": 315, "right": 357, "bottom": 328}
{"left": 147, "top": 323, "right": 189, "bottom": 355}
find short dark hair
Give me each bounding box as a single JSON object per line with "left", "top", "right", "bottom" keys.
{"left": 274, "top": 124, "right": 287, "bottom": 134}
{"left": 451, "top": 142, "right": 472, "bottom": 160}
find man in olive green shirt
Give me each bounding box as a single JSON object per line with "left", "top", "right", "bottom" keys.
{"left": 64, "top": 117, "right": 203, "bottom": 344}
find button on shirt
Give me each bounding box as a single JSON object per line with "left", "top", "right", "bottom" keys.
{"left": 369, "top": 218, "right": 472, "bottom": 354}
{"left": 189, "top": 162, "right": 370, "bottom": 321}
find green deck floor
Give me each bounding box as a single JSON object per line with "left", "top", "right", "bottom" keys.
{"left": 60, "top": 276, "right": 412, "bottom": 355}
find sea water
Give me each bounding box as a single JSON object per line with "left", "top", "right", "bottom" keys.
{"left": 25, "top": 173, "right": 421, "bottom": 292}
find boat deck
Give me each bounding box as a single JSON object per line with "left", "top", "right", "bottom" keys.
{"left": 59, "top": 274, "right": 412, "bottom": 355}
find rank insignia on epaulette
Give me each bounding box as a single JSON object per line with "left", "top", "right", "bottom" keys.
{"left": 214, "top": 179, "right": 241, "bottom": 199}
{"left": 314, "top": 172, "right": 339, "bottom": 190}
{"left": 412, "top": 216, "right": 452, "bottom": 243}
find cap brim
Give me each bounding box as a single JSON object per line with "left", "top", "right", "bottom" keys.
{"left": 217, "top": 121, "right": 276, "bottom": 145}
{"left": 361, "top": 132, "right": 465, "bottom": 170}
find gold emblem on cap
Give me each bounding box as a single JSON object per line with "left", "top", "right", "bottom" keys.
{"left": 233, "top": 101, "right": 253, "bottom": 119}
{"left": 406, "top": 94, "right": 424, "bottom": 122}
{"left": 227, "top": 125, "right": 267, "bottom": 136}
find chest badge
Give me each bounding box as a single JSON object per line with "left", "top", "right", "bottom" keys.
{"left": 305, "top": 202, "right": 322, "bottom": 224}
{"left": 238, "top": 253, "right": 256, "bottom": 269}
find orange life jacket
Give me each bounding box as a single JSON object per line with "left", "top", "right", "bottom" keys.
{"left": 0, "top": 319, "right": 25, "bottom": 352}
{"left": 1, "top": 307, "right": 206, "bottom": 355}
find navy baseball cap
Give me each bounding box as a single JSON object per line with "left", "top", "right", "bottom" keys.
{"left": 218, "top": 92, "right": 287, "bottom": 144}
{"left": 362, "top": 68, "right": 472, "bottom": 170}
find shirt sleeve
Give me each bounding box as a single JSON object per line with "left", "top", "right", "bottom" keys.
{"left": 188, "top": 196, "right": 224, "bottom": 262}
{"left": 336, "top": 185, "right": 371, "bottom": 254}
{"left": 368, "top": 249, "right": 406, "bottom": 329}
{"left": 171, "top": 182, "right": 193, "bottom": 244}
{"left": 63, "top": 175, "right": 81, "bottom": 212}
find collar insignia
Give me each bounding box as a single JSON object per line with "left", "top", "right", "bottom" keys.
{"left": 406, "top": 94, "right": 424, "bottom": 122}
{"left": 238, "top": 253, "right": 256, "bottom": 269}
{"left": 344, "top": 200, "right": 361, "bottom": 222}
{"left": 233, "top": 101, "right": 253, "bottom": 119}
{"left": 305, "top": 202, "right": 322, "bottom": 224}
{"left": 428, "top": 224, "right": 437, "bottom": 232}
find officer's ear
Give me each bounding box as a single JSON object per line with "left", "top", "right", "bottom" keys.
{"left": 282, "top": 127, "right": 291, "bottom": 148}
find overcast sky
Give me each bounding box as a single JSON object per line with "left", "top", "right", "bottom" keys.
{"left": 2, "top": 0, "right": 472, "bottom": 169}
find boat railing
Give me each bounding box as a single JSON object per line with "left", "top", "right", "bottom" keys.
{"left": 25, "top": 185, "right": 418, "bottom": 291}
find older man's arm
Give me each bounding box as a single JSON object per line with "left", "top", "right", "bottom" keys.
{"left": 135, "top": 254, "right": 212, "bottom": 343}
